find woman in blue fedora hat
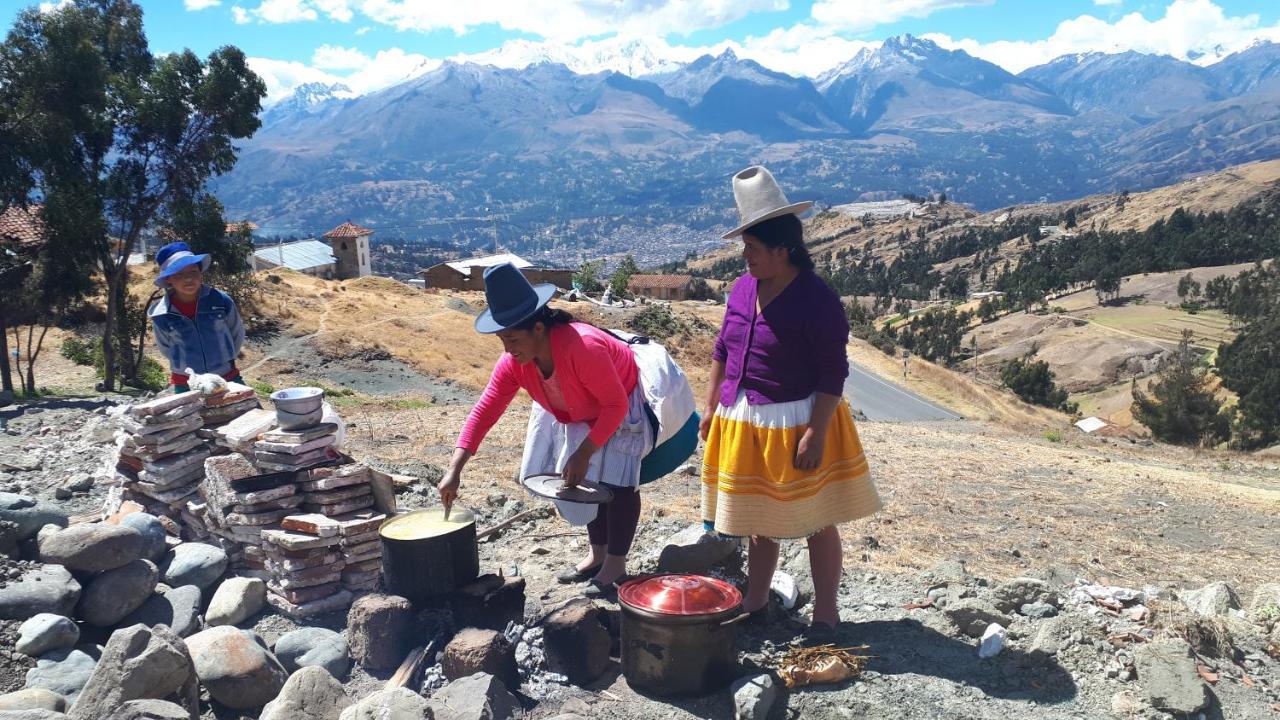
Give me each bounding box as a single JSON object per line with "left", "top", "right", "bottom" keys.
{"left": 147, "top": 241, "right": 245, "bottom": 392}
{"left": 439, "top": 262, "right": 699, "bottom": 597}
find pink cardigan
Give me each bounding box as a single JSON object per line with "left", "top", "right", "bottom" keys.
{"left": 457, "top": 323, "right": 640, "bottom": 453}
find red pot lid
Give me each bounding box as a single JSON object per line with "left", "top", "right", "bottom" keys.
{"left": 618, "top": 574, "right": 742, "bottom": 616}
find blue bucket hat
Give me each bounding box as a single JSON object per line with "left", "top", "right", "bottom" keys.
{"left": 154, "top": 242, "right": 211, "bottom": 288}
{"left": 474, "top": 262, "right": 557, "bottom": 334}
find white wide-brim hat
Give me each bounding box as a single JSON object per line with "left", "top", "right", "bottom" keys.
{"left": 722, "top": 165, "right": 814, "bottom": 240}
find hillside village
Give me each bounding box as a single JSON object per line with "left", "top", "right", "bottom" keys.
{"left": 1, "top": 2, "right": 1279, "bottom": 718}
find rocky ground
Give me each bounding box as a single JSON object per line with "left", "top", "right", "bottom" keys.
{"left": 0, "top": 389, "right": 1278, "bottom": 719}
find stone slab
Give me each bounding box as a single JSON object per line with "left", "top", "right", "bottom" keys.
{"left": 281, "top": 514, "right": 340, "bottom": 537}
{"left": 265, "top": 589, "right": 352, "bottom": 619}
{"left": 261, "top": 529, "right": 340, "bottom": 551}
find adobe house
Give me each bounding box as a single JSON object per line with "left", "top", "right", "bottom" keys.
{"left": 419, "top": 253, "right": 574, "bottom": 291}
{"left": 323, "top": 221, "right": 373, "bottom": 279}
{"left": 628, "top": 274, "right": 696, "bottom": 301}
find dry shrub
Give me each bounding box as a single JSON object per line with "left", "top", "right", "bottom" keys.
{"left": 1146, "top": 600, "right": 1238, "bottom": 660}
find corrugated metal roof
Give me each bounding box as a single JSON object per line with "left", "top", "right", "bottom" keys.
{"left": 445, "top": 253, "right": 531, "bottom": 273}
{"left": 253, "top": 240, "right": 336, "bottom": 271}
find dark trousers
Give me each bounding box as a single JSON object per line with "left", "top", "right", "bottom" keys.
{"left": 586, "top": 486, "right": 641, "bottom": 556}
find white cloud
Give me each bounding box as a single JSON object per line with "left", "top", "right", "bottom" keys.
{"left": 231, "top": 6, "right": 251, "bottom": 23}
{"left": 354, "top": 25, "right": 372, "bottom": 36}
{"left": 253, "top": 0, "right": 317, "bottom": 23}
{"left": 811, "top": 0, "right": 992, "bottom": 32}
{"left": 184, "top": 0, "right": 222, "bottom": 10}
{"left": 37, "top": 0, "right": 72, "bottom": 13}
{"left": 312, "top": 0, "right": 353, "bottom": 22}
{"left": 248, "top": 57, "right": 345, "bottom": 104}
{"left": 1093, "top": 0, "right": 1122, "bottom": 5}
{"left": 923, "top": 0, "right": 1280, "bottom": 72}
{"left": 732, "top": 23, "right": 880, "bottom": 77}
{"left": 312, "top": 44, "right": 369, "bottom": 70}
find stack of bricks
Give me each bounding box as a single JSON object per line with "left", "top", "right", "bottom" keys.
{"left": 116, "top": 392, "right": 210, "bottom": 531}
{"left": 253, "top": 423, "right": 342, "bottom": 473}
{"left": 196, "top": 382, "right": 260, "bottom": 441}
{"left": 333, "top": 510, "right": 385, "bottom": 592}
{"left": 201, "top": 453, "right": 302, "bottom": 576}
{"left": 300, "top": 464, "right": 376, "bottom": 516}
{"left": 261, "top": 518, "right": 352, "bottom": 619}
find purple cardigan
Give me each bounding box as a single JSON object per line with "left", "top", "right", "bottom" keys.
{"left": 713, "top": 270, "right": 850, "bottom": 408}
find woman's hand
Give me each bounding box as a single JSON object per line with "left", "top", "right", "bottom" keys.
{"left": 561, "top": 439, "right": 599, "bottom": 488}
{"left": 699, "top": 411, "right": 714, "bottom": 441}
{"left": 794, "top": 427, "right": 826, "bottom": 471}
{"left": 437, "top": 470, "right": 461, "bottom": 511}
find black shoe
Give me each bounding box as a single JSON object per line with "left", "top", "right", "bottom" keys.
{"left": 555, "top": 564, "right": 601, "bottom": 584}
{"left": 800, "top": 621, "right": 839, "bottom": 645}
{"left": 582, "top": 579, "right": 620, "bottom": 600}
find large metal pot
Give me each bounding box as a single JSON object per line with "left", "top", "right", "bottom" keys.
{"left": 618, "top": 574, "right": 744, "bottom": 697}
{"left": 379, "top": 507, "right": 479, "bottom": 606}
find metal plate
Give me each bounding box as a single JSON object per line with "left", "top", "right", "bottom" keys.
{"left": 618, "top": 574, "right": 742, "bottom": 616}
{"left": 521, "top": 474, "right": 614, "bottom": 504}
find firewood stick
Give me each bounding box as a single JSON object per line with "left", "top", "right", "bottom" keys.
{"left": 385, "top": 645, "right": 427, "bottom": 690}
{"left": 476, "top": 508, "right": 542, "bottom": 541}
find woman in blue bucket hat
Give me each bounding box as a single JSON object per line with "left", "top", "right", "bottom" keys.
{"left": 439, "top": 262, "right": 700, "bottom": 597}
{"left": 147, "top": 241, "right": 245, "bottom": 392}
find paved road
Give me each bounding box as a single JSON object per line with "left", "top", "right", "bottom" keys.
{"left": 844, "top": 361, "right": 963, "bottom": 422}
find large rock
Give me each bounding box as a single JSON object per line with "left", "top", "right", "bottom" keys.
{"left": 204, "top": 577, "right": 265, "bottom": 627}
{"left": 121, "top": 585, "right": 202, "bottom": 638}
{"left": 1135, "top": 639, "right": 1209, "bottom": 714}
{"left": 0, "top": 710, "right": 67, "bottom": 719}
{"left": 0, "top": 689, "right": 65, "bottom": 712}
{"left": 76, "top": 560, "right": 158, "bottom": 627}
{"left": 117, "top": 514, "right": 168, "bottom": 563}
{"left": 38, "top": 524, "right": 144, "bottom": 573}
{"left": 431, "top": 673, "right": 517, "bottom": 720}
{"left": 184, "top": 626, "right": 287, "bottom": 710}
{"left": 115, "top": 699, "right": 190, "bottom": 720}
{"left": 1182, "top": 582, "right": 1241, "bottom": 617}
{"left": 24, "top": 646, "right": 101, "bottom": 703}
{"left": 16, "top": 615, "right": 79, "bottom": 657}
{"left": 347, "top": 594, "right": 416, "bottom": 671}
{"left": 338, "top": 688, "right": 434, "bottom": 720}
{"left": 943, "top": 599, "right": 1013, "bottom": 638}
{"left": 260, "top": 666, "right": 351, "bottom": 720}
{"left": 1251, "top": 583, "right": 1280, "bottom": 612}
{"left": 0, "top": 494, "right": 68, "bottom": 540}
{"left": 989, "top": 577, "right": 1057, "bottom": 614}
{"left": 655, "top": 524, "right": 738, "bottom": 573}
{"left": 161, "top": 544, "right": 227, "bottom": 590}
{"left": 541, "top": 599, "right": 610, "bottom": 685}
{"left": 731, "top": 673, "right": 778, "bottom": 720}
{"left": 273, "top": 628, "right": 351, "bottom": 678}
{"left": 0, "top": 565, "right": 81, "bottom": 620}
{"left": 440, "top": 629, "right": 518, "bottom": 688}
{"left": 68, "top": 624, "right": 196, "bottom": 720}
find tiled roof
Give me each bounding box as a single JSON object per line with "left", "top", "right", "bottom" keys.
{"left": 323, "top": 221, "right": 374, "bottom": 239}
{"left": 253, "top": 240, "right": 336, "bottom": 271}
{"left": 226, "top": 221, "right": 258, "bottom": 235}
{"left": 0, "top": 204, "right": 45, "bottom": 247}
{"left": 628, "top": 274, "right": 693, "bottom": 290}
{"left": 444, "top": 253, "right": 531, "bottom": 273}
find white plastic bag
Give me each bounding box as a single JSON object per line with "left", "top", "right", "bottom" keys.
{"left": 321, "top": 401, "right": 346, "bottom": 449}
{"left": 184, "top": 367, "right": 227, "bottom": 395}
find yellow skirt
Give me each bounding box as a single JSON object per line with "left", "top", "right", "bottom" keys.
{"left": 701, "top": 392, "right": 881, "bottom": 539}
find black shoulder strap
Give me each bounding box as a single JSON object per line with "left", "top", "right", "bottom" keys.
{"left": 601, "top": 328, "right": 650, "bottom": 345}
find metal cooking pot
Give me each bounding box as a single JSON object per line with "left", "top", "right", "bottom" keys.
{"left": 618, "top": 574, "right": 745, "bottom": 697}
{"left": 379, "top": 507, "right": 479, "bottom": 606}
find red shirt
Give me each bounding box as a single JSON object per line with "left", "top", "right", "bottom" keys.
{"left": 167, "top": 294, "right": 239, "bottom": 387}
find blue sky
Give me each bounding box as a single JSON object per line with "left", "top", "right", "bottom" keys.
{"left": 8, "top": 0, "right": 1280, "bottom": 102}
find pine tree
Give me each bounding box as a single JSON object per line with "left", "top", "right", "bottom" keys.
{"left": 1131, "top": 331, "right": 1228, "bottom": 446}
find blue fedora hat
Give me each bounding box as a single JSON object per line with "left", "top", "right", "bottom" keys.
{"left": 154, "top": 242, "right": 211, "bottom": 287}
{"left": 475, "top": 262, "right": 557, "bottom": 333}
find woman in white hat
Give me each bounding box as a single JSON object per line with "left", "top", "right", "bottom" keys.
{"left": 700, "top": 166, "right": 881, "bottom": 634}
{"left": 439, "top": 262, "right": 699, "bottom": 597}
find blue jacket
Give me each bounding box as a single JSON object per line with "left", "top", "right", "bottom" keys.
{"left": 148, "top": 285, "right": 245, "bottom": 376}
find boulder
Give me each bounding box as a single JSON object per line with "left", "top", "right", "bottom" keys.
{"left": 440, "top": 629, "right": 518, "bottom": 688}
{"left": 260, "top": 666, "right": 351, "bottom": 720}
{"left": 1135, "top": 639, "right": 1209, "bottom": 714}
{"left": 0, "top": 710, "right": 67, "bottom": 719}
{"left": 76, "top": 560, "right": 158, "bottom": 627}
{"left": 68, "top": 624, "right": 196, "bottom": 720}
{"left": 0, "top": 689, "right": 66, "bottom": 712}
{"left": 161, "top": 544, "right": 227, "bottom": 590}
{"left": 24, "top": 646, "right": 101, "bottom": 703}
{"left": 431, "top": 673, "right": 517, "bottom": 720}
{"left": 347, "top": 594, "right": 416, "bottom": 671}
{"left": 184, "top": 626, "right": 287, "bottom": 710}
{"left": 117, "top": 514, "right": 168, "bottom": 563}
{"left": 1019, "top": 602, "right": 1058, "bottom": 619}
{"left": 38, "top": 524, "right": 143, "bottom": 574}
{"left": 0, "top": 565, "right": 81, "bottom": 620}
{"left": 204, "top": 577, "right": 265, "bottom": 627}
{"left": 989, "top": 577, "right": 1056, "bottom": 614}
{"left": 115, "top": 700, "right": 189, "bottom": 720}
{"left": 731, "top": 673, "right": 777, "bottom": 720}
{"left": 655, "top": 524, "right": 738, "bottom": 573}
{"left": 1182, "top": 582, "right": 1241, "bottom": 617}
{"left": 16, "top": 615, "right": 79, "bottom": 657}
{"left": 120, "top": 585, "right": 202, "bottom": 638}
{"left": 943, "top": 599, "right": 1012, "bottom": 638}
{"left": 273, "top": 628, "right": 351, "bottom": 678}
{"left": 338, "top": 688, "right": 434, "bottom": 720}
{"left": 0, "top": 493, "right": 67, "bottom": 540}
{"left": 541, "top": 599, "right": 610, "bottom": 685}
{"left": 1248, "top": 583, "right": 1280, "bottom": 612}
